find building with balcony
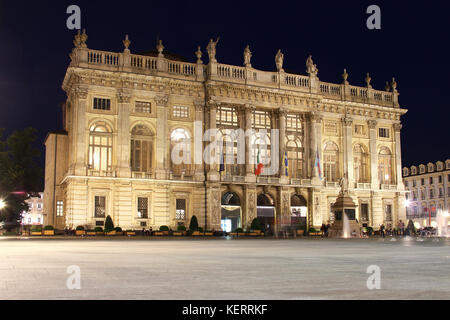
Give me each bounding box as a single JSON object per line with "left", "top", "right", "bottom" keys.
{"left": 43, "top": 31, "right": 408, "bottom": 232}
{"left": 403, "top": 160, "right": 450, "bottom": 227}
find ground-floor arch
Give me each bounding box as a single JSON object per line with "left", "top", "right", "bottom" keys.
{"left": 221, "top": 191, "right": 241, "bottom": 232}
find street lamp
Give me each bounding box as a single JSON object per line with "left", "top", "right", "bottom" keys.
{"left": 0, "top": 199, "right": 5, "bottom": 210}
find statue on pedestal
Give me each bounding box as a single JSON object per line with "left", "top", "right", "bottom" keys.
{"left": 275, "top": 49, "right": 284, "bottom": 71}
{"left": 206, "top": 37, "right": 220, "bottom": 62}
{"left": 306, "top": 55, "right": 318, "bottom": 76}
{"left": 243, "top": 45, "right": 252, "bottom": 67}
{"left": 339, "top": 172, "right": 349, "bottom": 195}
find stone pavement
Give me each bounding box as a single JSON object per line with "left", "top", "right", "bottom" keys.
{"left": 0, "top": 237, "right": 449, "bottom": 299}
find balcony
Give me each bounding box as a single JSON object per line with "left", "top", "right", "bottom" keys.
{"left": 87, "top": 169, "right": 116, "bottom": 177}
{"left": 355, "top": 182, "right": 371, "bottom": 190}
{"left": 380, "top": 184, "right": 397, "bottom": 190}
{"left": 132, "top": 171, "right": 154, "bottom": 179}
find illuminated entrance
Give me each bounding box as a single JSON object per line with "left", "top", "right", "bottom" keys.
{"left": 221, "top": 192, "right": 241, "bottom": 232}
{"left": 291, "top": 194, "right": 307, "bottom": 227}
{"left": 257, "top": 193, "right": 275, "bottom": 234}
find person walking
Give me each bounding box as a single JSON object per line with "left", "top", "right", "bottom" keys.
{"left": 380, "top": 224, "right": 385, "bottom": 238}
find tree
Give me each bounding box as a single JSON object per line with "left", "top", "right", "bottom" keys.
{"left": 0, "top": 128, "right": 42, "bottom": 230}
{"left": 189, "top": 215, "right": 199, "bottom": 231}
{"left": 104, "top": 215, "right": 114, "bottom": 232}
{"left": 250, "top": 218, "right": 262, "bottom": 231}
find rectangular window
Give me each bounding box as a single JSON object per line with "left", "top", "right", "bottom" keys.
{"left": 175, "top": 199, "right": 186, "bottom": 220}
{"left": 56, "top": 200, "right": 64, "bottom": 217}
{"left": 378, "top": 128, "right": 389, "bottom": 138}
{"left": 438, "top": 175, "right": 442, "bottom": 183}
{"left": 137, "top": 197, "right": 149, "bottom": 219}
{"left": 429, "top": 177, "right": 433, "bottom": 184}
{"left": 385, "top": 204, "right": 392, "bottom": 221}
{"left": 94, "top": 196, "right": 106, "bottom": 218}
{"left": 93, "top": 97, "right": 111, "bottom": 110}
{"left": 360, "top": 203, "right": 369, "bottom": 222}
{"left": 140, "top": 221, "right": 147, "bottom": 227}
{"left": 135, "top": 101, "right": 151, "bottom": 113}
{"left": 421, "top": 178, "right": 424, "bottom": 185}
{"left": 172, "top": 106, "right": 189, "bottom": 118}
{"left": 405, "top": 181, "right": 408, "bottom": 187}
{"left": 413, "top": 180, "right": 416, "bottom": 187}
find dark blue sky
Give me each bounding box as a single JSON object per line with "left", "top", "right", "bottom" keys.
{"left": 0, "top": 0, "right": 449, "bottom": 168}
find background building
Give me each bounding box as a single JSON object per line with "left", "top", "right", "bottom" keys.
{"left": 44, "top": 32, "right": 408, "bottom": 232}
{"left": 21, "top": 193, "right": 44, "bottom": 226}
{"left": 403, "top": 160, "right": 450, "bottom": 228}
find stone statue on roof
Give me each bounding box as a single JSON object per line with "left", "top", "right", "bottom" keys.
{"left": 206, "top": 37, "right": 220, "bottom": 62}
{"left": 243, "top": 45, "right": 252, "bottom": 67}
{"left": 306, "top": 55, "right": 318, "bottom": 76}
{"left": 275, "top": 49, "right": 284, "bottom": 71}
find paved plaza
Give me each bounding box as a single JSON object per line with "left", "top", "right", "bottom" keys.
{"left": 0, "top": 237, "right": 449, "bottom": 300}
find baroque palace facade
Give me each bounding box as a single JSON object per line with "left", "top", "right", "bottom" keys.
{"left": 44, "top": 31, "right": 408, "bottom": 231}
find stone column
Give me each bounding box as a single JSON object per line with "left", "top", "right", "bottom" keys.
{"left": 116, "top": 90, "right": 132, "bottom": 178}
{"left": 206, "top": 182, "right": 221, "bottom": 231}
{"left": 309, "top": 111, "right": 322, "bottom": 185}
{"left": 155, "top": 95, "right": 168, "bottom": 180}
{"left": 394, "top": 123, "right": 404, "bottom": 190}
{"left": 193, "top": 100, "right": 205, "bottom": 181}
{"left": 342, "top": 115, "right": 354, "bottom": 188}
{"left": 244, "top": 186, "right": 257, "bottom": 229}
{"left": 244, "top": 104, "right": 256, "bottom": 183}
{"left": 73, "top": 86, "right": 88, "bottom": 176}
{"left": 278, "top": 108, "right": 288, "bottom": 183}
{"left": 368, "top": 120, "right": 379, "bottom": 189}
{"left": 207, "top": 101, "right": 220, "bottom": 181}
{"left": 278, "top": 187, "right": 291, "bottom": 228}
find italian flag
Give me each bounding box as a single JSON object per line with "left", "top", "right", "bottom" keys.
{"left": 255, "top": 150, "right": 264, "bottom": 176}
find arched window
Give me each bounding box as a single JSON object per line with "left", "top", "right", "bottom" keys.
{"left": 378, "top": 147, "right": 393, "bottom": 184}
{"left": 88, "top": 122, "right": 112, "bottom": 172}
{"left": 353, "top": 144, "right": 369, "bottom": 183}
{"left": 170, "top": 128, "right": 191, "bottom": 176}
{"left": 323, "top": 141, "right": 339, "bottom": 182}
{"left": 219, "top": 128, "right": 242, "bottom": 176}
{"left": 286, "top": 135, "right": 303, "bottom": 179}
{"left": 130, "top": 125, "right": 154, "bottom": 173}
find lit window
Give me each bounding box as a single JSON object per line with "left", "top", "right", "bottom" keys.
{"left": 88, "top": 122, "right": 112, "bottom": 172}
{"left": 385, "top": 204, "right": 392, "bottom": 221}
{"left": 323, "top": 142, "right": 339, "bottom": 182}
{"left": 94, "top": 196, "right": 106, "bottom": 218}
{"left": 135, "top": 101, "right": 151, "bottom": 113}
{"left": 131, "top": 125, "right": 153, "bottom": 173}
{"left": 175, "top": 199, "right": 186, "bottom": 220}
{"left": 56, "top": 201, "right": 64, "bottom": 217}
{"left": 137, "top": 197, "right": 149, "bottom": 219}
{"left": 93, "top": 98, "right": 111, "bottom": 110}
{"left": 173, "top": 106, "right": 189, "bottom": 118}
{"left": 378, "top": 147, "right": 392, "bottom": 184}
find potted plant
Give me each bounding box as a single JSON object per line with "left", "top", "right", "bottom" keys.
{"left": 125, "top": 229, "right": 135, "bottom": 236}
{"left": 189, "top": 215, "right": 199, "bottom": 234}
{"left": 230, "top": 227, "right": 244, "bottom": 237}
{"left": 296, "top": 224, "right": 306, "bottom": 236}
{"left": 250, "top": 218, "right": 262, "bottom": 236}
{"left": 43, "top": 225, "right": 55, "bottom": 236}
{"left": 75, "top": 226, "right": 85, "bottom": 236}
{"left": 104, "top": 215, "right": 115, "bottom": 235}
{"left": 114, "top": 227, "right": 123, "bottom": 235}
{"left": 159, "top": 225, "right": 169, "bottom": 236}
{"left": 31, "top": 225, "right": 42, "bottom": 236}
{"left": 173, "top": 225, "right": 186, "bottom": 236}
{"left": 94, "top": 226, "right": 103, "bottom": 235}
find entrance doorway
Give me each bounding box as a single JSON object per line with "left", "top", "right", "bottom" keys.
{"left": 257, "top": 193, "right": 275, "bottom": 235}
{"left": 221, "top": 192, "right": 241, "bottom": 232}
{"left": 291, "top": 194, "right": 307, "bottom": 228}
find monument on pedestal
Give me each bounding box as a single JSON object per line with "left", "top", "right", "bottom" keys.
{"left": 329, "top": 173, "right": 361, "bottom": 238}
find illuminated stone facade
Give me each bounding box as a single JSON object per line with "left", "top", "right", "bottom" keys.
{"left": 44, "top": 31, "right": 408, "bottom": 231}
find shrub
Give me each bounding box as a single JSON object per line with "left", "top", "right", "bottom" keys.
{"left": 104, "top": 215, "right": 114, "bottom": 232}
{"left": 250, "top": 218, "right": 262, "bottom": 231}
{"left": 94, "top": 226, "right": 103, "bottom": 232}
{"left": 114, "top": 227, "right": 122, "bottom": 232}
{"left": 43, "top": 225, "right": 54, "bottom": 230}
{"left": 198, "top": 227, "right": 204, "bottom": 232}
{"left": 177, "top": 225, "right": 186, "bottom": 231}
{"left": 189, "top": 215, "right": 199, "bottom": 231}
{"left": 3, "top": 231, "right": 17, "bottom": 236}
{"left": 76, "top": 226, "right": 85, "bottom": 231}
{"left": 234, "top": 228, "right": 244, "bottom": 233}
{"left": 309, "top": 227, "right": 317, "bottom": 233}
{"left": 159, "top": 225, "right": 169, "bottom": 231}
{"left": 31, "top": 226, "right": 42, "bottom": 232}
{"left": 365, "top": 227, "right": 374, "bottom": 235}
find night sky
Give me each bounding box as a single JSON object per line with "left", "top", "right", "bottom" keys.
{"left": 0, "top": 1, "right": 449, "bottom": 172}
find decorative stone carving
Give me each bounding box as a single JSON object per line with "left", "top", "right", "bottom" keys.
{"left": 309, "top": 111, "right": 322, "bottom": 122}
{"left": 73, "top": 30, "right": 81, "bottom": 48}
{"left": 341, "top": 115, "right": 353, "bottom": 126}
{"left": 206, "top": 37, "right": 220, "bottom": 62}
{"left": 393, "top": 123, "right": 402, "bottom": 132}
{"left": 80, "top": 29, "right": 88, "bottom": 48}
{"left": 365, "top": 73, "right": 372, "bottom": 88}
{"left": 243, "top": 45, "right": 252, "bottom": 67}
{"left": 123, "top": 34, "right": 131, "bottom": 53}
{"left": 117, "top": 91, "right": 132, "bottom": 103}
{"left": 342, "top": 68, "right": 349, "bottom": 84}
{"left": 207, "top": 100, "right": 219, "bottom": 110}
{"left": 155, "top": 95, "right": 168, "bottom": 107}
{"left": 275, "top": 49, "right": 284, "bottom": 71}
{"left": 195, "top": 46, "right": 202, "bottom": 64}
{"left": 194, "top": 100, "right": 204, "bottom": 112}
{"left": 367, "top": 119, "right": 377, "bottom": 129}
{"left": 306, "top": 55, "right": 318, "bottom": 76}
{"left": 156, "top": 40, "right": 164, "bottom": 57}
{"left": 385, "top": 81, "right": 390, "bottom": 92}
{"left": 391, "top": 77, "right": 397, "bottom": 92}
{"left": 277, "top": 107, "right": 288, "bottom": 117}
{"left": 75, "top": 87, "right": 88, "bottom": 99}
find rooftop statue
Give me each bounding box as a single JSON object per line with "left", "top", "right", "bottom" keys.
{"left": 243, "top": 45, "right": 252, "bottom": 67}
{"left": 206, "top": 37, "right": 220, "bottom": 62}
{"left": 275, "top": 49, "right": 284, "bottom": 71}
{"left": 306, "top": 55, "right": 318, "bottom": 76}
